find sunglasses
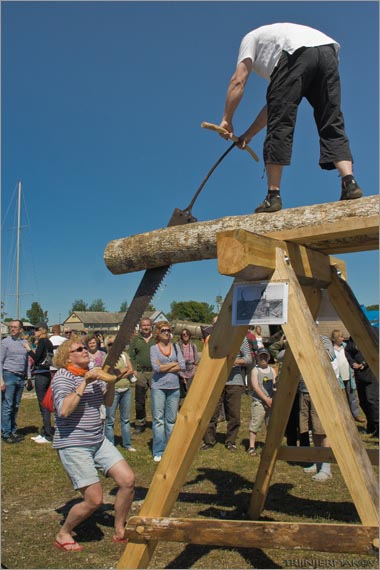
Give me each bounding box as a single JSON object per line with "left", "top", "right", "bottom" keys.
{"left": 107, "top": 342, "right": 114, "bottom": 347}
{"left": 65, "top": 331, "right": 72, "bottom": 335}
{"left": 70, "top": 346, "right": 88, "bottom": 353}
{"left": 160, "top": 328, "right": 171, "bottom": 333}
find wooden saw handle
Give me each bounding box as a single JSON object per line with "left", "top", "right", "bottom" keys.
{"left": 85, "top": 367, "right": 118, "bottom": 383}
{"left": 201, "top": 121, "right": 259, "bottom": 162}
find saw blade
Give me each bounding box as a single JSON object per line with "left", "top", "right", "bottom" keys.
{"left": 102, "top": 265, "right": 170, "bottom": 372}
{"left": 102, "top": 207, "right": 196, "bottom": 374}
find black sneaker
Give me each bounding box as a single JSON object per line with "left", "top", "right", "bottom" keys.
{"left": 133, "top": 426, "right": 146, "bottom": 435}
{"left": 255, "top": 194, "right": 282, "bottom": 213}
{"left": 340, "top": 178, "right": 363, "bottom": 200}
{"left": 225, "top": 443, "right": 237, "bottom": 452}
{"left": 2, "top": 435, "right": 22, "bottom": 444}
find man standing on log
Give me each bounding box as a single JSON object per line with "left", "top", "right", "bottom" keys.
{"left": 219, "top": 23, "right": 362, "bottom": 213}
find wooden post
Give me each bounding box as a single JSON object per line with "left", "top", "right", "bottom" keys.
{"left": 117, "top": 285, "right": 247, "bottom": 569}
{"left": 248, "top": 286, "right": 322, "bottom": 519}
{"left": 265, "top": 248, "right": 379, "bottom": 526}
{"left": 124, "top": 517, "right": 378, "bottom": 554}
{"left": 327, "top": 266, "right": 379, "bottom": 380}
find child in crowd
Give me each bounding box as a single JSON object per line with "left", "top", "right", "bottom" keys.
{"left": 248, "top": 347, "right": 277, "bottom": 456}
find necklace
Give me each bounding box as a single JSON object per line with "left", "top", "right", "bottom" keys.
{"left": 158, "top": 343, "right": 172, "bottom": 357}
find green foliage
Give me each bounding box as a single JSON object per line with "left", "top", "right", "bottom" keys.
{"left": 26, "top": 301, "right": 48, "bottom": 325}
{"left": 88, "top": 298, "right": 106, "bottom": 311}
{"left": 146, "top": 303, "right": 156, "bottom": 312}
{"left": 70, "top": 299, "right": 88, "bottom": 312}
{"left": 366, "top": 304, "right": 379, "bottom": 311}
{"left": 168, "top": 300, "right": 215, "bottom": 323}
{"left": 120, "top": 300, "right": 129, "bottom": 312}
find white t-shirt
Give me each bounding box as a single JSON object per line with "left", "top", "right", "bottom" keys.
{"left": 49, "top": 334, "right": 67, "bottom": 371}
{"left": 334, "top": 346, "right": 350, "bottom": 381}
{"left": 237, "top": 23, "right": 339, "bottom": 80}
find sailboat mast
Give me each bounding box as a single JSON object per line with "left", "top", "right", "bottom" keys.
{"left": 15, "top": 181, "right": 21, "bottom": 319}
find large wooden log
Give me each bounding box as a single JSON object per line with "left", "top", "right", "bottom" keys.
{"left": 104, "top": 195, "right": 379, "bottom": 275}
{"left": 124, "top": 516, "right": 379, "bottom": 554}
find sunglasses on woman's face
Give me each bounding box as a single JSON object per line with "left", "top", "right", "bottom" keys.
{"left": 160, "top": 328, "right": 171, "bottom": 333}
{"left": 70, "top": 346, "right": 88, "bottom": 353}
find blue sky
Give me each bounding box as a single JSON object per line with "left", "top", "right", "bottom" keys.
{"left": 2, "top": 1, "right": 379, "bottom": 324}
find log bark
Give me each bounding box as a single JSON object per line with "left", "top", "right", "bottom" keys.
{"left": 124, "top": 516, "right": 379, "bottom": 554}
{"left": 104, "top": 195, "right": 379, "bottom": 275}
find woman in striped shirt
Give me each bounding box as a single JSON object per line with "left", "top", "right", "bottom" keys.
{"left": 51, "top": 336, "right": 135, "bottom": 552}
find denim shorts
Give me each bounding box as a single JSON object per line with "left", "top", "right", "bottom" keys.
{"left": 57, "top": 437, "right": 124, "bottom": 490}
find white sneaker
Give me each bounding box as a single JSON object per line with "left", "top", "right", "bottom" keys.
{"left": 303, "top": 464, "right": 317, "bottom": 474}
{"left": 31, "top": 435, "right": 43, "bottom": 442}
{"left": 126, "top": 446, "right": 136, "bottom": 452}
{"left": 153, "top": 455, "right": 162, "bottom": 463}
{"left": 35, "top": 436, "right": 51, "bottom": 444}
{"left": 312, "top": 471, "right": 332, "bottom": 482}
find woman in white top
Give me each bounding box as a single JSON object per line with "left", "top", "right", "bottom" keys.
{"left": 331, "top": 329, "right": 364, "bottom": 422}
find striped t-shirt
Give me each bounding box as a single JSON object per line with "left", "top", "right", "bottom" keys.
{"left": 52, "top": 368, "right": 107, "bottom": 449}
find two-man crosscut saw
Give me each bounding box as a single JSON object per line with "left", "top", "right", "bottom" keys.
{"left": 102, "top": 122, "right": 258, "bottom": 374}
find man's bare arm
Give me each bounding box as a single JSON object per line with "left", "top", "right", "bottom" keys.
{"left": 220, "top": 59, "right": 251, "bottom": 134}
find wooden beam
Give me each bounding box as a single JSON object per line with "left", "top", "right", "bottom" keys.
{"left": 249, "top": 286, "right": 322, "bottom": 520}
{"left": 327, "top": 266, "right": 379, "bottom": 380}
{"left": 117, "top": 284, "right": 248, "bottom": 569}
{"left": 104, "top": 196, "right": 379, "bottom": 274}
{"left": 217, "top": 229, "right": 332, "bottom": 286}
{"left": 276, "top": 446, "right": 379, "bottom": 465}
{"left": 271, "top": 248, "right": 379, "bottom": 526}
{"left": 124, "top": 517, "right": 379, "bottom": 554}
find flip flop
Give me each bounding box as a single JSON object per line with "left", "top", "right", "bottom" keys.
{"left": 54, "top": 539, "right": 83, "bottom": 552}
{"left": 112, "top": 536, "right": 129, "bottom": 544}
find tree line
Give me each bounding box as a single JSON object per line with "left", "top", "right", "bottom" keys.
{"left": 3, "top": 299, "right": 217, "bottom": 326}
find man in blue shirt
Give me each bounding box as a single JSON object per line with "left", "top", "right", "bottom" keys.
{"left": 1, "top": 320, "right": 31, "bottom": 443}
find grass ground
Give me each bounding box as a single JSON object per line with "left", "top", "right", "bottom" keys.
{"left": 1, "top": 389, "right": 378, "bottom": 569}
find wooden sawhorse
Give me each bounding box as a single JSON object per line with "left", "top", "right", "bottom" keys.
{"left": 117, "top": 230, "right": 379, "bottom": 568}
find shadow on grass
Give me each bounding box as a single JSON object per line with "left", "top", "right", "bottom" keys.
{"left": 182, "top": 468, "right": 359, "bottom": 523}
{"left": 19, "top": 425, "right": 39, "bottom": 436}
{"left": 55, "top": 498, "right": 115, "bottom": 543}
{"left": 165, "top": 544, "right": 282, "bottom": 570}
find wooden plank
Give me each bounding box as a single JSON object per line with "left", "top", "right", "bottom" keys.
{"left": 248, "top": 286, "right": 322, "bottom": 520}
{"left": 268, "top": 214, "right": 379, "bottom": 253}
{"left": 125, "top": 517, "right": 379, "bottom": 554}
{"left": 104, "top": 196, "right": 379, "bottom": 275}
{"left": 276, "top": 446, "right": 379, "bottom": 465}
{"left": 273, "top": 248, "right": 379, "bottom": 526}
{"left": 328, "top": 267, "right": 379, "bottom": 380}
{"left": 217, "top": 229, "right": 332, "bottom": 286}
{"left": 117, "top": 283, "right": 248, "bottom": 569}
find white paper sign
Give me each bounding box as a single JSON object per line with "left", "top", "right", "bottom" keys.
{"left": 232, "top": 281, "right": 288, "bottom": 326}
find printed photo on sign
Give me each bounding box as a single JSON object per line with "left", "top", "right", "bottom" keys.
{"left": 232, "top": 282, "right": 288, "bottom": 326}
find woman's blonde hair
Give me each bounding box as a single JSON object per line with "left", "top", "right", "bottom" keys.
{"left": 153, "top": 321, "right": 171, "bottom": 343}
{"left": 331, "top": 329, "right": 344, "bottom": 343}
{"left": 52, "top": 335, "right": 82, "bottom": 369}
